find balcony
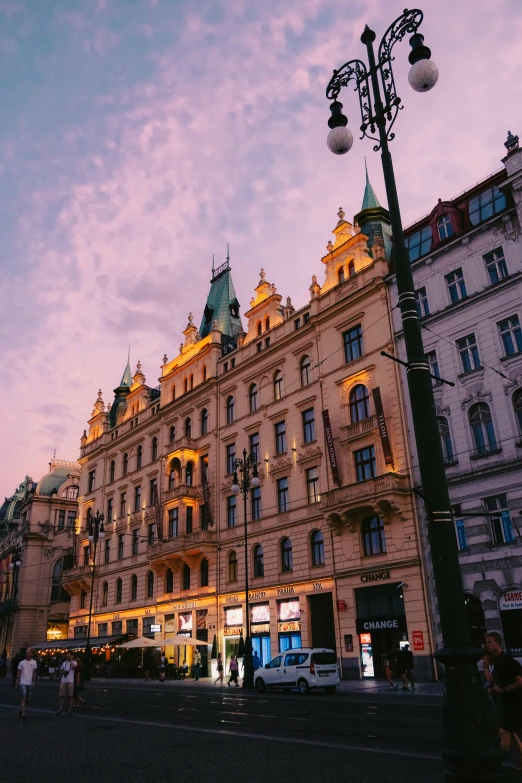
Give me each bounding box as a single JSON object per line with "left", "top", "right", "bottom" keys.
{"left": 148, "top": 529, "right": 217, "bottom": 569}
{"left": 164, "top": 484, "right": 201, "bottom": 502}
{"left": 62, "top": 565, "right": 92, "bottom": 596}
{"left": 339, "top": 414, "right": 378, "bottom": 443}
{"left": 166, "top": 437, "right": 198, "bottom": 455}
{"left": 320, "top": 472, "right": 411, "bottom": 535}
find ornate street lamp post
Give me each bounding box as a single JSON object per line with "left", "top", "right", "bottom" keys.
{"left": 325, "top": 9, "right": 505, "bottom": 781}
{"left": 231, "top": 449, "right": 261, "bottom": 689}
{"left": 83, "top": 508, "right": 105, "bottom": 681}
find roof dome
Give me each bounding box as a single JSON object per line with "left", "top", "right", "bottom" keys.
{"left": 36, "top": 460, "right": 80, "bottom": 496}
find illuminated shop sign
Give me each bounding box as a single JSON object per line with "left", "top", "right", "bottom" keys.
{"left": 225, "top": 606, "right": 243, "bottom": 627}
{"left": 277, "top": 599, "right": 300, "bottom": 621}
{"left": 251, "top": 604, "right": 270, "bottom": 623}
{"left": 356, "top": 615, "right": 407, "bottom": 633}
{"left": 278, "top": 621, "right": 301, "bottom": 633}
{"left": 224, "top": 626, "right": 243, "bottom": 637}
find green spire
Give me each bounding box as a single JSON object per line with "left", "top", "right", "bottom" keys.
{"left": 199, "top": 251, "right": 242, "bottom": 339}
{"left": 361, "top": 158, "right": 380, "bottom": 211}
{"left": 120, "top": 348, "right": 132, "bottom": 387}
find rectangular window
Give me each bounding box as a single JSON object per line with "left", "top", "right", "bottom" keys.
{"left": 265, "top": 337, "right": 270, "bottom": 348}
{"left": 251, "top": 486, "right": 261, "bottom": 521}
{"left": 275, "top": 421, "right": 287, "bottom": 455}
{"left": 118, "top": 534, "right": 124, "bottom": 560}
{"left": 134, "top": 485, "right": 141, "bottom": 512}
{"left": 302, "top": 408, "right": 316, "bottom": 444}
{"left": 415, "top": 287, "right": 430, "bottom": 317}
{"left": 127, "top": 619, "right": 138, "bottom": 635}
{"left": 149, "top": 478, "right": 157, "bottom": 506}
{"left": 426, "top": 350, "right": 442, "bottom": 386}
{"left": 294, "top": 317, "right": 301, "bottom": 330}
{"left": 132, "top": 528, "right": 139, "bottom": 556}
{"left": 67, "top": 510, "right": 76, "bottom": 528}
{"left": 112, "top": 620, "right": 122, "bottom": 635}
{"left": 354, "top": 446, "right": 376, "bottom": 482}
{"left": 106, "top": 498, "right": 113, "bottom": 523}
{"left": 445, "top": 269, "right": 467, "bottom": 303}
{"left": 306, "top": 467, "right": 320, "bottom": 504}
{"left": 186, "top": 506, "right": 193, "bottom": 534}
{"left": 98, "top": 622, "right": 108, "bottom": 636}
{"left": 148, "top": 523, "right": 155, "bottom": 546}
{"left": 119, "top": 492, "right": 126, "bottom": 518}
{"left": 484, "top": 247, "right": 508, "bottom": 284}
{"left": 406, "top": 225, "right": 432, "bottom": 261}
{"left": 499, "top": 316, "right": 522, "bottom": 357}
{"left": 485, "top": 495, "right": 514, "bottom": 545}
{"left": 257, "top": 342, "right": 262, "bottom": 353}
{"left": 453, "top": 506, "right": 467, "bottom": 551}
{"left": 457, "top": 334, "right": 481, "bottom": 373}
{"left": 227, "top": 495, "right": 237, "bottom": 528}
{"left": 74, "top": 626, "right": 87, "bottom": 638}
{"left": 88, "top": 470, "right": 96, "bottom": 493}
{"left": 168, "top": 507, "right": 179, "bottom": 537}
{"left": 143, "top": 616, "right": 155, "bottom": 637}
{"left": 104, "top": 538, "right": 110, "bottom": 564}
{"left": 249, "top": 432, "right": 260, "bottom": 464}
{"left": 343, "top": 324, "right": 363, "bottom": 363}
{"left": 226, "top": 443, "right": 236, "bottom": 474}
{"left": 83, "top": 545, "right": 89, "bottom": 566}
{"left": 303, "top": 313, "right": 310, "bottom": 324}
{"left": 469, "top": 186, "right": 506, "bottom": 226}
{"left": 277, "top": 477, "right": 289, "bottom": 513}
{"left": 200, "top": 505, "right": 208, "bottom": 531}
{"left": 58, "top": 510, "right": 65, "bottom": 530}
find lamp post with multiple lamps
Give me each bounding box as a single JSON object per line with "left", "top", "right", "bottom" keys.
{"left": 2, "top": 546, "right": 23, "bottom": 657}
{"left": 231, "top": 449, "right": 261, "bottom": 689}
{"left": 325, "top": 9, "right": 505, "bottom": 781}
{"left": 83, "top": 508, "right": 105, "bottom": 681}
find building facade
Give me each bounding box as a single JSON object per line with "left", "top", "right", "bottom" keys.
{"left": 66, "top": 199, "right": 435, "bottom": 680}
{"left": 0, "top": 460, "right": 80, "bottom": 656}
{"left": 387, "top": 132, "right": 522, "bottom": 658}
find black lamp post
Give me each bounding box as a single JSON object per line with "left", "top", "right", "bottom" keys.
{"left": 83, "top": 508, "right": 105, "bottom": 681}
{"left": 231, "top": 449, "right": 260, "bottom": 689}
{"left": 325, "top": 9, "right": 505, "bottom": 782}
{"left": 4, "top": 546, "right": 22, "bottom": 656}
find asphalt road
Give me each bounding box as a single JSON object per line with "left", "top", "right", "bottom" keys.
{"left": 0, "top": 678, "right": 518, "bottom": 782}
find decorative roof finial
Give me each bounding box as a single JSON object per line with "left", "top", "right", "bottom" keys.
{"left": 259, "top": 268, "right": 267, "bottom": 285}
{"left": 226, "top": 242, "right": 230, "bottom": 265}
{"left": 212, "top": 254, "right": 215, "bottom": 273}
{"left": 327, "top": 240, "right": 333, "bottom": 252}
{"left": 505, "top": 130, "right": 520, "bottom": 154}
{"left": 337, "top": 206, "right": 345, "bottom": 222}
{"left": 188, "top": 312, "right": 194, "bottom": 326}
{"left": 97, "top": 389, "right": 103, "bottom": 401}
{"left": 162, "top": 354, "right": 168, "bottom": 365}
{"left": 136, "top": 360, "right": 142, "bottom": 373}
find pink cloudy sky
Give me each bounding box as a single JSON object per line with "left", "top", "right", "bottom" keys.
{"left": 1, "top": 0, "right": 521, "bottom": 498}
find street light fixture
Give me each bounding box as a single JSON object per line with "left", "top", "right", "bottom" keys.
{"left": 325, "top": 9, "right": 505, "bottom": 782}
{"left": 84, "top": 508, "right": 105, "bottom": 681}
{"left": 231, "top": 449, "right": 260, "bottom": 689}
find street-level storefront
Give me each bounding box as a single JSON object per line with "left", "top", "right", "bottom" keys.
{"left": 499, "top": 589, "right": 522, "bottom": 658}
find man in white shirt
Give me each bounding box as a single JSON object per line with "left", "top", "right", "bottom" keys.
{"left": 57, "top": 651, "right": 77, "bottom": 716}
{"left": 15, "top": 648, "right": 38, "bottom": 722}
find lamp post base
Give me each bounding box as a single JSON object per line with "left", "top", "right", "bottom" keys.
{"left": 83, "top": 646, "right": 92, "bottom": 682}
{"left": 434, "top": 647, "right": 507, "bottom": 781}
{"left": 242, "top": 635, "right": 254, "bottom": 689}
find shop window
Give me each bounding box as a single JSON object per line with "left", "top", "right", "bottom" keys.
{"left": 200, "top": 558, "right": 209, "bottom": 587}
{"left": 500, "top": 590, "right": 522, "bottom": 657}
{"left": 362, "top": 515, "right": 386, "bottom": 557}
{"left": 281, "top": 537, "right": 293, "bottom": 572}
{"left": 115, "top": 578, "right": 122, "bottom": 603}
{"left": 253, "top": 544, "right": 264, "bottom": 577}
{"left": 146, "top": 570, "right": 154, "bottom": 598}
{"left": 127, "top": 619, "right": 138, "bottom": 635}
{"left": 437, "top": 214, "right": 454, "bottom": 241}
{"left": 300, "top": 355, "right": 312, "bottom": 387}
{"left": 165, "top": 568, "right": 174, "bottom": 593}
{"left": 464, "top": 594, "right": 486, "bottom": 647}
{"left": 469, "top": 403, "right": 497, "bottom": 455}
{"left": 274, "top": 370, "right": 283, "bottom": 401}
{"left": 228, "top": 551, "right": 238, "bottom": 582}
{"left": 226, "top": 396, "right": 235, "bottom": 424}
{"left": 182, "top": 563, "right": 191, "bottom": 591}
{"left": 311, "top": 530, "right": 325, "bottom": 566}
{"left": 201, "top": 408, "right": 208, "bottom": 435}
{"left": 349, "top": 385, "right": 370, "bottom": 423}
{"left": 131, "top": 574, "right": 138, "bottom": 601}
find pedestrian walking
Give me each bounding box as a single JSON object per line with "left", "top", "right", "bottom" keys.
{"left": 57, "top": 651, "right": 77, "bottom": 716}
{"left": 214, "top": 652, "right": 224, "bottom": 686}
{"left": 398, "top": 644, "right": 415, "bottom": 691}
{"left": 483, "top": 632, "right": 522, "bottom": 769}
{"left": 48, "top": 656, "right": 57, "bottom": 681}
{"left": 15, "top": 648, "right": 37, "bottom": 722}
{"left": 159, "top": 654, "right": 167, "bottom": 682}
{"left": 11, "top": 654, "right": 20, "bottom": 689}
{"left": 228, "top": 654, "right": 239, "bottom": 687}
{"left": 383, "top": 652, "right": 398, "bottom": 690}
{"left": 252, "top": 651, "right": 261, "bottom": 672}
{"left": 194, "top": 650, "right": 202, "bottom": 681}
{"left": 73, "top": 657, "right": 87, "bottom": 709}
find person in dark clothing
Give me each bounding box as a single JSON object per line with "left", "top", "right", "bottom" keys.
{"left": 483, "top": 632, "right": 522, "bottom": 770}
{"left": 11, "top": 655, "right": 20, "bottom": 688}
{"left": 398, "top": 644, "right": 415, "bottom": 691}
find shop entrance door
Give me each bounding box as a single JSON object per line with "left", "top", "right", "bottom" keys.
{"left": 366, "top": 630, "right": 403, "bottom": 680}
{"left": 252, "top": 635, "right": 271, "bottom": 666}
{"left": 308, "top": 592, "right": 336, "bottom": 652}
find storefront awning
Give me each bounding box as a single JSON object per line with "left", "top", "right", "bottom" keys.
{"left": 28, "top": 635, "right": 128, "bottom": 652}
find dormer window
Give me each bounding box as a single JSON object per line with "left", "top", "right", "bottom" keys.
{"left": 338, "top": 267, "right": 345, "bottom": 284}
{"left": 437, "top": 214, "right": 454, "bottom": 241}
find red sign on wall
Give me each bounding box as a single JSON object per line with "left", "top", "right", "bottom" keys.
{"left": 412, "top": 630, "right": 424, "bottom": 651}
{"left": 337, "top": 600, "right": 347, "bottom": 612}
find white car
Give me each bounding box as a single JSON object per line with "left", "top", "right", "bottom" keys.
{"left": 254, "top": 648, "right": 340, "bottom": 694}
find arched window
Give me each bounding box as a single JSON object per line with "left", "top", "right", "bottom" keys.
{"left": 201, "top": 408, "right": 208, "bottom": 435}
{"left": 122, "top": 453, "right": 128, "bottom": 476}
{"left": 146, "top": 570, "right": 154, "bottom": 598}
{"left": 513, "top": 389, "right": 522, "bottom": 434}
{"left": 165, "top": 568, "right": 174, "bottom": 593}
{"left": 469, "top": 403, "right": 497, "bottom": 455}
{"left": 265, "top": 316, "right": 270, "bottom": 331}
{"left": 186, "top": 461, "right": 194, "bottom": 486}
{"left": 348, "top": 259, "right": 356, "bottom": 277}
{"left": 464, "top": 594, "right": 486, "bottom": 647}
{"left": 131, "top": 574, "right": 138, "bottom": 601}
{"left": 185, "top": 417, "right": 192, "bottom": 438}
{"left": 182, "top": 563, "right": 191, "bottom": 590}
{"left": 168, "top": 458, "right": 179, "bottom": 490}
{"left": 257, "top": 322, "right": 262, "bottom": 336}
{"left": 152, "top": 437, "right": 158, "bottom": 461}
{"left": 349, "top": 384, "right": 370, "bottom": 423}
{"left": 253, "top": 544, "right": 264, "bottom": 577}
{"left": 281, "top": 537, "right": 293, "bottom": 572}
{"left": 203, "top": 366, "right": 207, "bottom": 383}
{"left": 438, "top": 416, "right": 454, "bottom": 463}
{"left": 50, "top": 555, "right": 73, "bottom": 601}
{"left": 226, "top": 396, "right": 235, "bottom": 424}
{"left": 102, "top": 581, "right": 108, "bottom": 606}
{"left": 311, "top": 530, "right": 325, "bottom": 566}
{"left": 109, "top": 460, "right": 115, "bottom": 483}
{"left": 338, "top": 266, "right": 345, "bottom": 284}
{"left": 116, "top": 578, "right": 122, "bottom": 603}
{"left": 249, "top": 384, "right": 258, "bottom": 413}
{"left": 362, "top": 515, "right": 387, "bottom": 556}
{"left": 136, "top": 445, "right": 142, "bottom": 470}
{"left": 437, "top": 214, "right": 454, "bottom": 241}
{"left": 274, "top": 370, "right": 283, "bottom": 401}
{"left": 300, "top": 355, "right": 311, "bottom": 387}
{"left": 169, "top": 426, "right": 176, "bottom": 444}
{"left": 229, "top": 551, "right": 238, "bottom": 582}
{"left": 200, "top": 558, "right": 209, "bottom": 587}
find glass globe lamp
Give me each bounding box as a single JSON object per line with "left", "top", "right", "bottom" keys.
{"left": 408, "top": 59, "right": 439, "bottom": 92}
{"left": 327, "top": 126, "right": 353, "bottom": 155}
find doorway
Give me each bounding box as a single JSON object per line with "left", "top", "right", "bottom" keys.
{"left": 308, "top": 592, "right": 336, "bottom": 651}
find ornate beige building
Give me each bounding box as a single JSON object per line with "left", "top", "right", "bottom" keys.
{"left": 67, "top": 196, "right": 434, "bottom": 680}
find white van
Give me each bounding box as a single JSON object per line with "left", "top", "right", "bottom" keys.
{"left": 254, "top": 648, "right": 340, "bottom": 694}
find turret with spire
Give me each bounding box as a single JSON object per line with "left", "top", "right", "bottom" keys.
{"left": 108, "top": 351, "right": 133, "bottom": 428}
{"left": 354, "top": 161, "right": 393, "bottom": 260}
{"left": 199, "top": 246, "right": 242, "bottom": 341}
